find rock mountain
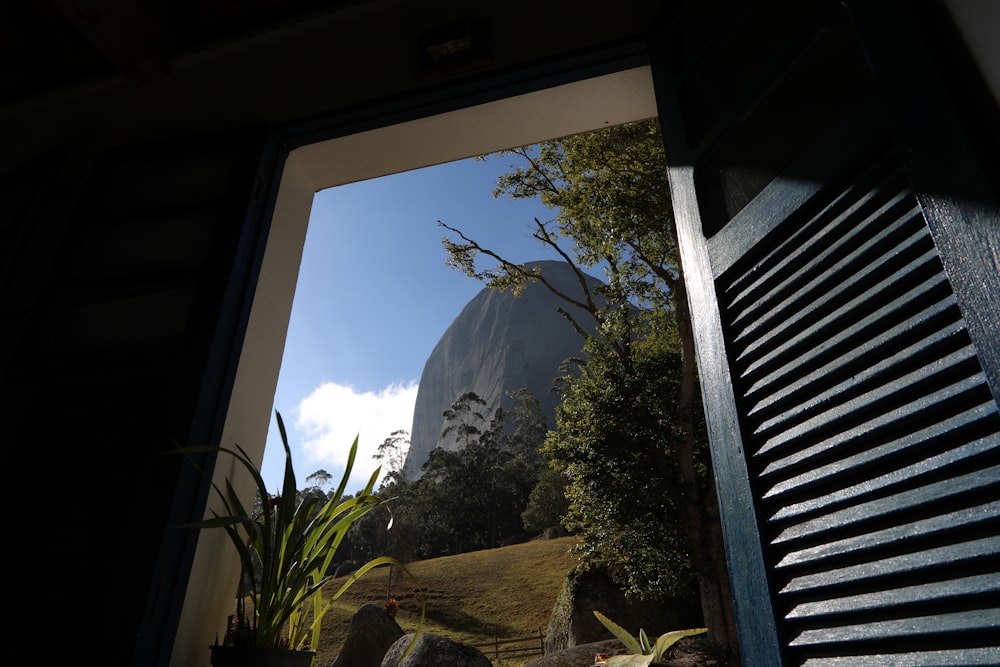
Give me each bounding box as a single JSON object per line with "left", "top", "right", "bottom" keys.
{"left": 404, "top": 260, "right": 605, "bottom": 476}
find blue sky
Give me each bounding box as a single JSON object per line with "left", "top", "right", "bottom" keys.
{"left": 259, "top": 154, "right": 564, "bottom": 493}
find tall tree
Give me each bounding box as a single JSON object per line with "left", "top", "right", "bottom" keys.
{"left": 441, "top": 391, "right": 489, "bottom": 449}
{"left": 371, "top": 429, "right": 419, "bottom": 568}
{"left": 420, "top": 389, "right": 551, "bottom": 552}
{"left": 546, "top": 324, "right": 702, "bottom": 602}
{"left": 305, "top": 469, "right": 333, "bottom": 491}
{"left": 493, "top": 387, "right": 550, "bottom": 540}
{"left": 440, "top": 119, "right": 737, "bottom": 661}
{"left": 520, "top": 466, "right": 569, "bottom": 533}
{"left": 374, "top": 429, "right": 412, "bottom": 487}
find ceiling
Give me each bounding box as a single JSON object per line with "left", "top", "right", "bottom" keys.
{"left": 1, "top": 0, "right": 374, "bottom": 108}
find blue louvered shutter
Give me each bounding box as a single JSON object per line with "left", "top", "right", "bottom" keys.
{"left": 648, "top": 1, "right": 1000, "bottom": 664}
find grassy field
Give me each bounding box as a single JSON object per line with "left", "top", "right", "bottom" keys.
{"left": 313, "top": 535, "right": 581, "bottom": 666}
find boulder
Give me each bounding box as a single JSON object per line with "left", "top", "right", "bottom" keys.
{"left": 380, "top": 633, "right": 493, "bottom": 667}
{"left": 330, "top": 603, "right": 404, "bottom": 667}
{"left": 542, "top": 526, "right": 570, "bottom": 539}
{"left": 544, "top": 567, "right": 702, "bottom": 654}
{"left": 524, "top": 639, "right": 625, "bottom": 667}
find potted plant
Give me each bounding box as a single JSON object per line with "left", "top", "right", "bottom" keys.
{"left": 592, "top": 611, "right": 706, "bottom": 667}
{"left": 175, "top": 410, "right": 419, "bottom": 667}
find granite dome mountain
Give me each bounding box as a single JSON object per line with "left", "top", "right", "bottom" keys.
{"left": 404, "top": 260, "right": 606, "bottom": 475}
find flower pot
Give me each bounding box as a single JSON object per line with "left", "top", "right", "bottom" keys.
{"left": 209, "top": 645, "right": 316, "bottom": 667}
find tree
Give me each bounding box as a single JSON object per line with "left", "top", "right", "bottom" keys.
{"left": 370, "top": 430, "right": 419, "bottom": 569}
{"left": 520, "top": 466, "right": 569, "bottom": 533}
{"left": 345, "top": 388, "right": 554, "bottom": 562}
{"left": 547, "top": 325, "right": 703, "bottom": 602}
{"left": 441, "top": 391, "right": 489, "bottom": 449}
{"left": 416, "top": 445, "right": 487, "bottom": 553}
{"left": 305, "top": 468, "right": 333, "bottom": 491}
{"left": 495, "top": 387, "right": 552, "bottom": 536}
{"left": 338, "top": 431, "right": 421, "bottom": 569}
{"left": 374, "top": 429, "right": 412, "bottom": 488}
{"left": 414, "top": 389, "right": 552, "bottom": 553}
{"left": 440, "top": 119, "right": 738, "bottom": 662}
{"left": 500, "top": 386, "right": 547, "bottom": 472}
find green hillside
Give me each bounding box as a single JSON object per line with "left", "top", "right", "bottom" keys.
{"left": 315, "top": 536, "right": 580, "bottom": 666}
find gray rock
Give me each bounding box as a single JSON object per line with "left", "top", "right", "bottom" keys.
{"left": 524, "top": 639, "right": 625, "bottom": 667}
{"left": 542, "top": 526, "right": 570, "bottom": 539}
{"left": 544, "top": 567, "right": 702, "bottom": 654}
{"left": 405, "top": 260, "right": 605, "bottom": 476}
{"left": 330, "top": 603, "right": 404, "bottom": 667}
{"left": 380, "top": 633, "right": 493, "bottom": 667}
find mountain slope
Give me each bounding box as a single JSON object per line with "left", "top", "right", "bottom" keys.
{"left": 406, "top": 260, "right": 605, "bottom": 475}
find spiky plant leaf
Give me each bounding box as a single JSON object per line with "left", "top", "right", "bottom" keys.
{"left": 172, "top": 410, "right": 424, "bottom": 655}
{"left": 593, "top": 610, "right": 644, "bottom": 655}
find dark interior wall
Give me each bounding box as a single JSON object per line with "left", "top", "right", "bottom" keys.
{"left": 1, "top": 111, "right": 284, "bottom": 661}
{"left": 3, "top": 128, "right": 271, "bottom": 664}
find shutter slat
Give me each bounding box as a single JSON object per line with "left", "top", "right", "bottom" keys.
{"left": 785, "top": 572, "right": 999, "bottom": 618}
{"left": 660, "top": 2, "right": 1000, "bottom": 662}
{"left": 789, "top": 608, "right": 1000, "bottom": 646}
{"left": 772, "top": 468, "right": 1000, "bottom": 546}
{"left": 730, "top": 199, "right": 920, "bottom": 354}
{"left": 716, "top": 144, "right": 902, "bottom": 297}
{"left": 738, "top": 243, "right": 940, "bottom": 384}
{"left": 728, "top": 183, "right": 914, "bottom": 334}
{"left": 756, "top": 363, "right": 986, "bottom": 461}
{"left": 766, "top": 426, "right": 999, "bottom": 513}
{"left": 800, "top": 648, "right": 1000, "bottom": 666}
{"left": 714, "top": 143, "right": 1000, "bottom": 664}
{"left": 777, "top": 502, "right": 1000, "bottom": 569}
{"left": 747, "top": 300, "right": 967, "bottom": 431}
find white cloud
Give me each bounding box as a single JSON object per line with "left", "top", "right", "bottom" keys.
{"left": 293, "top": 380, "right": 417, "bottom": 492}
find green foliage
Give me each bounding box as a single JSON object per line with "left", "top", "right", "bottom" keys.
{"left": 374, "top": 429, "right": 412, "bottom": 488}
{"left": 438, "top": 119, "right": 736, "bottom": 656}
{"left": 305, "top": 469, "right": 333, "bottom": 490}
{"left": 174, "top": 410, "right": 420, "bottom": 654}
{"left": 502, "top": 387, "right": 548, "bottom": 472}
{"left": 415, "top": 390, "right": 545, "bottom": 555}
{"left": 343, "top": 388, "right": 555, "bottom": 563}
{"left": 366, "top": 389, "right": 555, "bottom": 557}
{"left": 593, "top": 610, "right": 706, "bottom": 666}
{"left": 548, "top": 329, "right": 707, "bottom": 602}
{"left": 521, "top": 466, "right": 569, "bottom": 532}
{"left": 449, "top": 119, "right": 679, "bottom": 317}
{"left": 439, "top": 119, "right": 717, "bottom": 607}
{"left": 441, "top": 391, "right": 489, "bottom": 448}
